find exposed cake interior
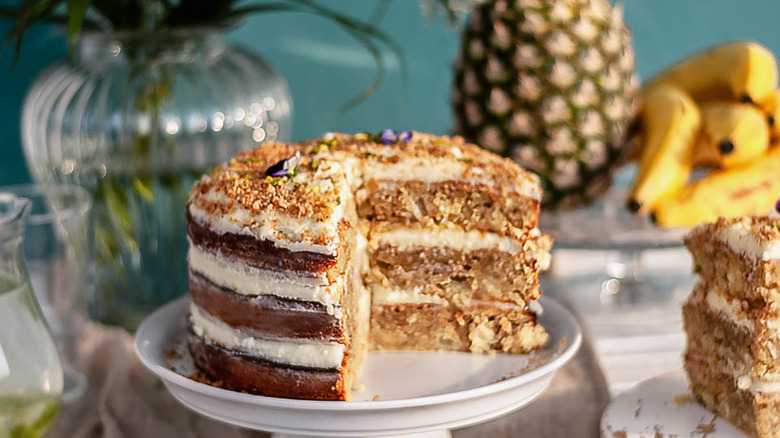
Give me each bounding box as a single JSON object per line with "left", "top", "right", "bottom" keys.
{"left": 683, "top": 216, "right": 780, "bottom": 437}
{"left": 185, "top": 132, "right": 551, "bottom": 400}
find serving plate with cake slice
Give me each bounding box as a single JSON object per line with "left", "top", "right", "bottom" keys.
{"left": 603, "top": 215, "right": 780, "bottom": 438}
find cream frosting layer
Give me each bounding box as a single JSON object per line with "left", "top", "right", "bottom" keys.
{"left": 188, "top": 245, "right": 341, "bottom": 314}
{"left": 370, "top": 284, "right": 446, "bottom": 305}
{"left": 704, "top": 286, "right": 753, "bottom": 329}
{"left": 362, "top": 157, "right": 468, "bottom": 184}
{"left": 720, "top": 222, "right": 780, "bottom": 260}
{"left": 370, "top": 285, "right": 542, "bottom": 315}
{"left": 190, "top": 304, "right": 345, "bottom": 369}
{"left": 369, "top": 226, "right": 530, "bottom": 255}
{"left": 361, "top": 155, "right": 541, "bottom": 200}
{"left": 697, "top": 286, "right": 780, "bottom": 393}
{"left": 189, "top": 188, "right": 345, "bottom": 255}
{"left": 736, "top": 374, "right": 780, "bottom": 393}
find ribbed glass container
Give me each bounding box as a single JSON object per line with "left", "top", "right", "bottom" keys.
{"left": 21, "top": 27, "right": 292, "bottom": 330}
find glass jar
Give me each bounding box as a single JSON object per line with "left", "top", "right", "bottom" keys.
{"left": 0, "top": 193, "right": 63, "bottom": 436}
{"left": 21, "top": 27, "right": 292, "bottom": 330}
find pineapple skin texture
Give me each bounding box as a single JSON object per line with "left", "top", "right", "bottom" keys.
{"left": 452, "top": 0, "right": 640, "bottom": 209}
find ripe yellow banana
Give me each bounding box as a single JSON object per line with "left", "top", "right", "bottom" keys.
{"left": 643, "top": 41, "right": 778, "bottom": 104}
{"left": 692, "top": 102, "right": 769, "bottom": 168}
{"left": 758, "top": 89, "right": 780, "bottom": 140}
{"left": 652, "top": 147, "right": 780, "bottom": 228}
{"left": 627, "top": 85, "right": 700, "bottom": 214}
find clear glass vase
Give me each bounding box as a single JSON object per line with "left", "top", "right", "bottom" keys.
{"left": 0, "top": 193, "right": 63, "bottom": 436}
{"left": 21, "top": 27, "right": 292, "bottom": 330}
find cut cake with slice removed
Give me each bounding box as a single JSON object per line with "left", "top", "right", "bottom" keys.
{"left": 185, "top": 132, "right": 551, "bottom": 400}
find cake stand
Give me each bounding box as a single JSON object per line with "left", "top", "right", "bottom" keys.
{"left": 539, "top": 188, "right": 696, "bottom": 392}
{"left": 134, "top": 296, "right": 581, "bottom": 438}
{"left": 601, "top": 370, "right": 746, "bottom": 437}
{"left": 539, "top": 187, "right": 690, "bottom": 310}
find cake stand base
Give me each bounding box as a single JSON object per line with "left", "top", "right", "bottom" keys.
{"left": 272, "top": 430, "right": 452, "bottom": 438}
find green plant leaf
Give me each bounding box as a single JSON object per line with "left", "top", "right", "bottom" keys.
{"left": 282, "top": 0, "right": 407, "bottom": 115}
{"left": 3, "top": 0, "right": 65, "bottom": 67}
{"left": 67, "top": 0, "right": 92, "bottom": 53}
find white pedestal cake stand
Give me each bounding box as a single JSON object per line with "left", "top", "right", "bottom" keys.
{"left": 134, "top": 296, "right": 581, "bottom": 438}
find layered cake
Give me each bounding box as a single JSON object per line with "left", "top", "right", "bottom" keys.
{"left": 683, "top": 216, "right": 780, "bottom": 437}
{"left": 186, "top": 131, "right": 551, "bottom": 400}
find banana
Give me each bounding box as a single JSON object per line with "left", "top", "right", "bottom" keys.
{"left": 693, "top": 102, "right": 770, "bottom": 168}
{"left": 627, "top": 85, "right": 700, "bottom": 214}
{"left": 652, "top": 147, "right": 780, "bottom": 228}
{"left": 643, "top": 41, "right": 778, "bottom": 104}
{"left": 758, "top": 89, "right": 780, "bottom": 140}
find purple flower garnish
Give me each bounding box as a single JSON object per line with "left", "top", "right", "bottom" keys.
{"left": 397, "top": 130, "right": 413, "bottom": 143}
{"left": 265, "top": 151, "right": 300, "bottom": 177}
{"left": 379, "top": 129, "right": 413, "bottom": 145}
{"left": 380, "top": 129, "right": 397, "bottom": 145}
{"left": 776, "top": 199, "right": 780, "bottom": 214}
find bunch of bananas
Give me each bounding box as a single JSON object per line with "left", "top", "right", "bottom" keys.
{"left": 627, "top": 41, "right": 780, "bottom": 228}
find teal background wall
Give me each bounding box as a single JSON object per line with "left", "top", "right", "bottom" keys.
{"left": 2, "top": 0, "right": 780, "bottom": 186}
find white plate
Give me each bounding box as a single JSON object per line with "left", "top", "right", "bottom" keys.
{"left": 601, "top": 369, "right": 746, "bottom": 438}
{"left": 135, "top": 296, "right": 581, "bottom": 437}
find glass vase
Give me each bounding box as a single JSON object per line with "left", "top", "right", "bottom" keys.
{"left": 21, "top": 27, "right": 292, "bottom": 330}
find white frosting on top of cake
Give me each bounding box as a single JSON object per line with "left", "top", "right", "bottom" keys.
{"left": 189, "top": 304, "right": 345, "bottom": 369}
{"left": 188, "top": 245, "right": 341, "bottom": 314}
{"left": 719, "top": 221, "right": 780, "bottom": 260}
{"left": 189, "top": 187, "right": 345, "bottom": 255}
{"left": 188, "top": 133, "right": 545, "bottom": 255}
{"left": 369, "top": 226, "right": 530, "bottom": 255}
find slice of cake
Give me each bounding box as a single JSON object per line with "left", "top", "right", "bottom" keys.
{"left": 185, "top": 132, "right": 551, "bottom": 400}
{"left": 683, "top": 216, "right": 780, "bottom": 437}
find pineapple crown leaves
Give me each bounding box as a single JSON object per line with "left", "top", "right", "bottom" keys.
{"left": 420, "top": 0, "right": 478, "bottom": 26}
{"left": 0, "top": 0, "right": 407, "bottom": 114}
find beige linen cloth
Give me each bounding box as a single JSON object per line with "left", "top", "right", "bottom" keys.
{"left": 51, "top": 322, "right": 609, "bottom": 438}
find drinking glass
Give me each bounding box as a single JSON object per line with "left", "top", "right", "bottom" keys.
{"left": 0, "top": 192, "right": 63, "bottom": 436}
{"left": 0, "top": 185, "right": 93, "bottom": 404}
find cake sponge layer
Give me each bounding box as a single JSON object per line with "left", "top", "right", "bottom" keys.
{"left": 685, "top": 217, "right": 780, "bottom": 304}
{"left": 357, "top": 179, "right": 539, "bottom": 235}
{"left": 370, "top": 302, "right": 547, "bottom": 354}
{"left": 686, "top": 354, "right": 780, "bottom": 438}
{"left": 684, "top": 282, "right": 780, "bottom": 380}
{"left": 368, "top": 231, "right": 550, "bottom": 307}
{"left": 189, "top": 335, "right": 348, "bottom": 400}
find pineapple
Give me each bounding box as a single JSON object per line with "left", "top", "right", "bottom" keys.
{"left": 452, "top": 0, "right": 640, "bottom": 209}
